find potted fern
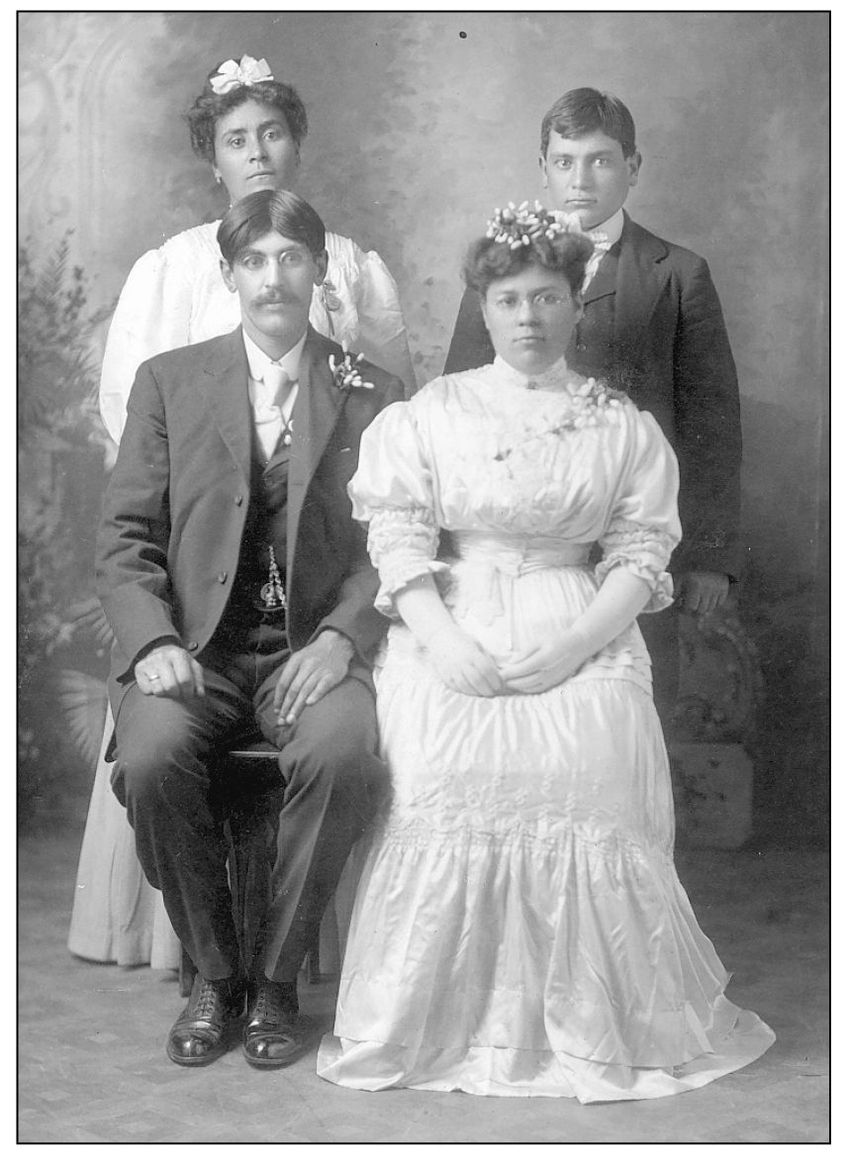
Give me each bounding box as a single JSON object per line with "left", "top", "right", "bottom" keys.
{"left": 18, "top": 233, "right": 115, "bottom": 829}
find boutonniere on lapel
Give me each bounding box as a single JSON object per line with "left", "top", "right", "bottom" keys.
{"left": 328, "top": 347, "right": 375, "bottom": 393}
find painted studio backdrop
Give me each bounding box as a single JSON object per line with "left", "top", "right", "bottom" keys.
{"left": 18, "top": 11, "right": 828, "bottom": 843}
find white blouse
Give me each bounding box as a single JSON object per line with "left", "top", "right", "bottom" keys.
{"left": 99, "top": 221, "right": 414, "bottom": 443}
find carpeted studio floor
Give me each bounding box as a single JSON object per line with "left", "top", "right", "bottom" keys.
{"left": 18, "top": 823, "right": 828, "bottom": 1144}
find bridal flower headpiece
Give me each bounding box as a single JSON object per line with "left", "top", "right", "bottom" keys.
{"left": 209, "top": 55, "right": 274, "bottom": 95}
{"left": 486, "top": 201, "right": 569, "bottom": 250}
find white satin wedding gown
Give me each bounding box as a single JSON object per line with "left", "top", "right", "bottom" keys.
{"left": 317, "top": 357, "right": 774, "bottom": 1100}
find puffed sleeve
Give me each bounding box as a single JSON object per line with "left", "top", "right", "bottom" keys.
{"left": 348, "top": 400, "right": 448, "bottom": 616}
{"left": 99, "top": 246, "right": 194, "bottom": 445}
{"left": 596, "top": 406, "right": 682, "bottom": 612}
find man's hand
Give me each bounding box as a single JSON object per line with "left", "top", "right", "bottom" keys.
{"left": 274, "top": 630, "right": 355, "bottom": 726}
{"left": 499, "top": 631, "right": 588, "bottom": 695}
{"left": 134, "top": 645, "right": 205, "bottom": 700}
{"left": 676, "top": 570, "right": 730, "bottom": 617}
{"left": 425, "top": 626, "right": 503, "bottom": 697}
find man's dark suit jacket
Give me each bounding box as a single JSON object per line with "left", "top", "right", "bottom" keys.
{"left": 443, "top": 213, "right": 743, "bottom": 580}
{"left": 96, "top": 326, "right": 405, "bottom": 704}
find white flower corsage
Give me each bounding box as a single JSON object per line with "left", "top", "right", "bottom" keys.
{"left": 493, "top": 379, "right": 628, "bottom": 463}
{"left": 329, "top": 347, "right": 374, "bottom": 392}
{"left": 209, "top": 55, "right": 274, "bottom": 95}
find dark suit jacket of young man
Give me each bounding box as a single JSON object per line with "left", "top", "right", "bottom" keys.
{"left": 97, "top": 325, "right": 406, "bottom": 712}
{"left": 443, "top": 213, "right": 743, "bottom": 582}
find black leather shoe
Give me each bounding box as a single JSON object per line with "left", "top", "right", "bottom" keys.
{"left": 243, "top": 978, "right": 310, "bottom": 1069}
{"left": 166, "top": 973, "right": 246, "bottom": 1067}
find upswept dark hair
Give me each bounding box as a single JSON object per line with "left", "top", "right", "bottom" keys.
{"left": 217, "top": 189, "right": 326, "bottom": 266}
{"left": 186, "top": 67, "right": 308, "bottom": 163}
{"left": 540, "top": 87, "right": 637, "bottom": 158}
{"left": 462, "top": 231, "right": 593, "bottom": 299}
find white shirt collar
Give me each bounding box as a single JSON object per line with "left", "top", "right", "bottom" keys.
{"left": 242, "top": 328, "right": 307, "bottom": 386}
{"left": 554, "top": 207, "right": 625, "bottom": 247}
{"left": 586, "top": 208, "right": 625, "bottom": 247}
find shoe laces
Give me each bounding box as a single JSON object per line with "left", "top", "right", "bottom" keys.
{"left": 253, "top": 979, "right": 295, "bottom": 1018}
{"left": 193, "top": 976, "right": 228, "bottom": 1018}
{"left": 254, "top": 979, "right": 281, "bottom": 1016}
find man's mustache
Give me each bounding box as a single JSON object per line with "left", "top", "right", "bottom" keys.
{"left": 255, "top": 293, "right": 299, "bottom": 306}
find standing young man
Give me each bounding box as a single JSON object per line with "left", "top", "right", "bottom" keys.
{"left": 444, "top": 88, "right": 742, "bottom": 722}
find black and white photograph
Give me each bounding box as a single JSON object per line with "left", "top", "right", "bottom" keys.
{"left": 17, "top": 7, "right": 829, "bottom": 1145}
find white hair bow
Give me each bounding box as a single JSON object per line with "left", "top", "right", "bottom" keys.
{"left": 209, "top": 55, "right": 274, "bottom": 95}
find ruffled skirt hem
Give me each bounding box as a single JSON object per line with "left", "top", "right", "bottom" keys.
{"left": 316, "top": 1001, "right": 775, "bottom": 1101}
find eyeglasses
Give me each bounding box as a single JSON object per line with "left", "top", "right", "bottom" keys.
{"left": 488, "top": 291, "right": 573, "bottom": 313}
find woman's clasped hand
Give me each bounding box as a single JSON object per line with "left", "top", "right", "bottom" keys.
{"left": 498, "top": 629, "right": 591, "bottom": 693}
{"left": 423, "top": 625, "right": 503, "bottom": 696}
{"left": 424, "top": 624, "right": 590, "bottom": 696}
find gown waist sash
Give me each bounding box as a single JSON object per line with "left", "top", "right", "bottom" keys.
{"left": 448, "top": 532, "right": 592, "bottom": 623}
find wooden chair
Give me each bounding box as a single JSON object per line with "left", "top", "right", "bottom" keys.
{"left": 177, "top": 738, "right": 320, "bottom": 995}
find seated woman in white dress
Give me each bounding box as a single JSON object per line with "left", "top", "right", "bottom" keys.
{"left": 317, "top": 203, "right": 774, "bottom": 1101}
{"left": 68, "top": 53, "right": 415, "bottom": 971}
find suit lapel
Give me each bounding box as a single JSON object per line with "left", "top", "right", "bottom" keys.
{"left": 613, "top": 213, "right": 670, "bottom": 360}
{"left": 287, "top": 327, "right": 346, "bottom": 581}
{"left": 203, "top": 328, "right": 253, "bottom": 484}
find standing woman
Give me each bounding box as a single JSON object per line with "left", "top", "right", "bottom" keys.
{"left": 100, "top": 53, "right": 415, "bottom": 443}
{"left": 69, "top": 54, "right": 415, "bottom": 970}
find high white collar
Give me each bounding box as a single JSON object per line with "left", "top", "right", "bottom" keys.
{"left": 588, "top": 208, "right": 625, "bottom": 246}
{"left": 491, "top": 354, "right": 576, "bottom": 390}
{"left": 242, "top": 328, "right": 307, "bottom": 385}
{"left": 555, "top": 207, "right": 625, "bottom": 247}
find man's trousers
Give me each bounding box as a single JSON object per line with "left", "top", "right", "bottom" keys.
{"left": 110, "top": 627, "right": 387, "bottom": 983}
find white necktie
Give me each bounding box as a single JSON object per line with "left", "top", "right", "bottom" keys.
{"left": 557, "top": 212, "right": 612, "bottom": 292}
{"left": 254, "top": 366, "right": 294, "bottom": 460}
{"left": 582, "top": 231, "right": 611, "bottom": 291}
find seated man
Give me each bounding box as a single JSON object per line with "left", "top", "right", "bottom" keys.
{"left": 97, "top": 188, "right": 405, "bottom": 1069}
{"left": 444, "top": 87, "right": 742, "bottom": 726}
